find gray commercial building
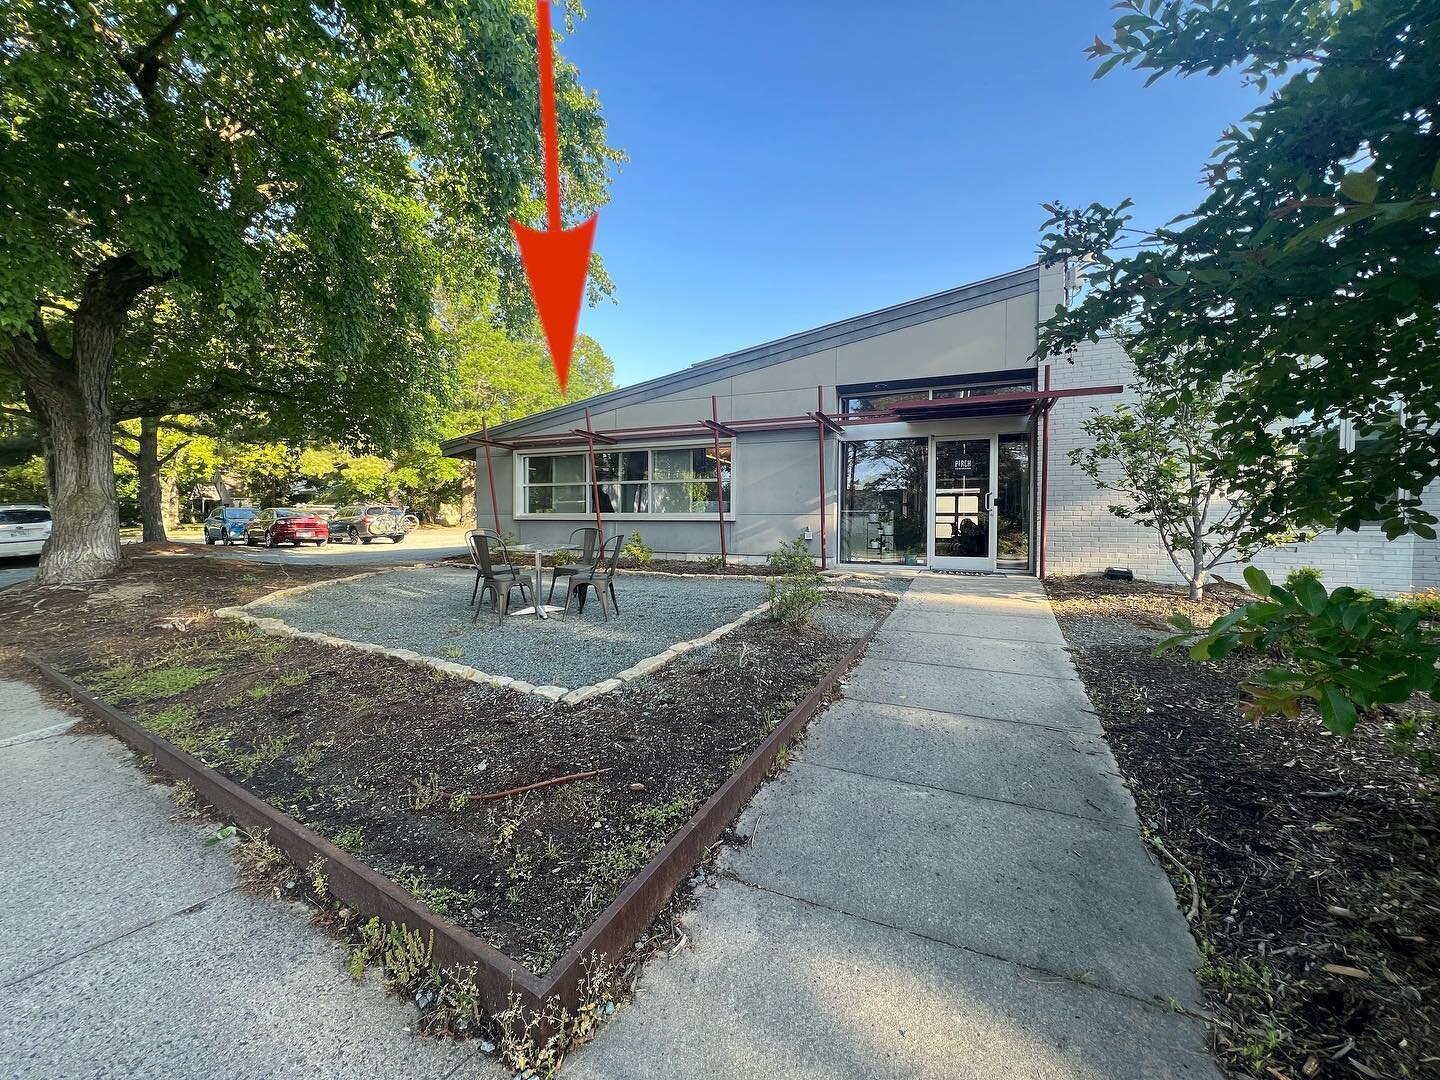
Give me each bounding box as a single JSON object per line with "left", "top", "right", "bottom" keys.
{"left": 443, "top": 260, "right": 1439, "bottom": 594}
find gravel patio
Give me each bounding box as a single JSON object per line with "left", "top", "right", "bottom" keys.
{"left": 247, "top": 566, "right": 771, "bottom": 688}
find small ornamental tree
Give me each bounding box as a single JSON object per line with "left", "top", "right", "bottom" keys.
{"left": 1041, "top": 0, "right": 1440, "bottom": 737}
{"left": 1070, "top": 370, "right": 1304, "bottom": 600}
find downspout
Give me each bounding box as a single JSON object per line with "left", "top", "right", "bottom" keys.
{"left": 816, "top": 385, "right": 829, "bottom": 570}
{"left": 584, "top": 406, "right": 605, "bottom": 544}
{"left": 711, "top": 395, "right": 728, "bottom": 567}
{"left": 481, "top": 417, "right": 502, "bottom": 534}
{"left": 1039, "top": 363, "right": 1051, "bottom": 579}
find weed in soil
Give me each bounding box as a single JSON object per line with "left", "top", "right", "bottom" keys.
{"left": 1046, "top": 575, "right": 1439, "bottom": 1079}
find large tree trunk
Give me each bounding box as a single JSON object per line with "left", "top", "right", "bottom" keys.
{"left": 161, "top": 471, "right": 181, "bottom": 532}
{"left": 30, "top": 371, "right": 123, "bottom": 583}
{"left": 136, "top": 416, "right": 167, "bottom": 542}
{"left": 1, "top": 256, "right": 156, "bottom": 584}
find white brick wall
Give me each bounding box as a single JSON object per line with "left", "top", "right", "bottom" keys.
{"left": 1042, "top": 336, "right": 1435, "bottom": 595}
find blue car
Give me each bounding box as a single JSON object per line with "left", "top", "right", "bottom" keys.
{"left": 203, "top": 507, "right": 257, "bottom": 545}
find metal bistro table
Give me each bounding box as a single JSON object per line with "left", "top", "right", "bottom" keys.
{"left": 507, "top": 545, "right": 567, "bottom": 619}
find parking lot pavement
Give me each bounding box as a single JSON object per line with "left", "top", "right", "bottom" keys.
{"left": 168, "top": 527, "right": 470, "bottom": 567}
{"left": 0, "top": 559, "right": 38, "bottom": 590}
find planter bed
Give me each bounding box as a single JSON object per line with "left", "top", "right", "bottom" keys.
{"left": 8, "top": 554, "right": 893, "bottom": 1022}
{"left": 1045, "top": 575, "right": 1439, "bottom": 1080}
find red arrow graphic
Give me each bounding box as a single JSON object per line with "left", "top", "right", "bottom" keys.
{"left": 510, "top": 0, "right": 596, "bottom": 395}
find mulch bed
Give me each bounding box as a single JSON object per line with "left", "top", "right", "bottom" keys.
{"left": 0, "top": 552, "right": 892, "bottom": 976}
{"left": 1045, "top": 575, "right": 1438, "bottom": 1079}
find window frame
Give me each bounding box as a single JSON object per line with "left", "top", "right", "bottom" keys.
{"left": 840, "top": 374, "right": 1038, "bottom": 415}
{"left": 514, "top": 440, "right": 735, "bottom": 521}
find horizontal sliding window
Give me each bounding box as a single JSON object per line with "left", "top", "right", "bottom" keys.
{"left": 522, "top": 446, "right": 732, "bottom": 516}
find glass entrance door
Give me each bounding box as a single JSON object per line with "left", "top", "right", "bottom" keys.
{"left": 930, "top": 436, "right": 997, "bottom": 571}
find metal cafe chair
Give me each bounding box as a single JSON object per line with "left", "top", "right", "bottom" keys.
{"left": 560, "top": 533, "right": 625, "bottom": 621}
{"left": 466, "top": 529, "right": 531, "bottom": 625}
{"left": 546, "top": 526, "right": 601, "bottom": 604}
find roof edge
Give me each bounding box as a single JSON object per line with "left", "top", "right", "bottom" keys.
{"left": 442, "top": 263, "right": 1039, "bottom": 455}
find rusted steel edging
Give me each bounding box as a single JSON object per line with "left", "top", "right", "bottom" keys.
{"left": 28, "top": 656, "right": 547, "bottom": 1017}
{"left": 536, "top": 615, "right": 882, "bottom": 1010}
{"left": 29, "top": 609, "right": 883, "bottom": 1023}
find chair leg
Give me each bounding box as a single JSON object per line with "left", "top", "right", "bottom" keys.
{"left": 496, "top": 585, "right": 511, "bottom": 627}
{"left": 607, "top": 580, "right": 619, "bottom": 613}
{"left": 594, "top": 583, "right": 609, "bottom": 622}
{"left": 470, "top": 572, "right": 481, "bottom": 606}
{"left": 561, "top": 580, "right": 576, "bottom": 620}
{"left": 546, "top": 575, "right": 556, "bottom": 604}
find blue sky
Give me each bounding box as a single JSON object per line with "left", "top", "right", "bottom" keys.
{"left": 561, "top": 2, "right": 1257, "bottom": 387}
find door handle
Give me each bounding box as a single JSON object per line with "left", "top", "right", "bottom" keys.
{"left": 983, "top": 492, "right": 994, "bottom": 513}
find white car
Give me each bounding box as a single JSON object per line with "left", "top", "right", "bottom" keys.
{"left": 0, "top": 504, "right": 51, "bottom": 558}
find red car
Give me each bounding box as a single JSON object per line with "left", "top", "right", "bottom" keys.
{"left": 243, "top": 507, "right": 330, "bottom": 547}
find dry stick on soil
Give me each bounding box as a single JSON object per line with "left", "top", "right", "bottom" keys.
{"left": 452, "top": 768, "right": 613, "bottom": 803}
{"left": 1148, "top": 834, "right": 1202, "bottom": 922}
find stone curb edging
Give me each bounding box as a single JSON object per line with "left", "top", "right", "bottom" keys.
{"left": 213, "top": 565, "right": 781, "bottom": 707}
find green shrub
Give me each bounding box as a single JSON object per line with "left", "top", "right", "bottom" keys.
{"left": 698, "top": 554, "right": 726, "bottom": 573}
{"left": 1161, "top": 566, "right": 1439, "bottom": 770}
{"left": 1392, "top": 587, "right": 1440, "bottom": 620}
{"left": 1282, "top": 566, "right": 1323, "bottom": 591}
{"left": 766, "top": 538, "right": 823, "bottom": 625}
{"left": 622, "top": 531, "right": 653, "bottom": 567}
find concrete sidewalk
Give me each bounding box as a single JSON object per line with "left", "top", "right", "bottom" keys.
{"left": 0, "top": 679, "right": 480, "bottom": 1080}
{"left": 568, "top": 573, "right": 1220, "bottom": 1079}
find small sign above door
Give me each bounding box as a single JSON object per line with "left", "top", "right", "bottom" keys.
{"left": 953, "top": 457, "right": 974, "bottom": 473}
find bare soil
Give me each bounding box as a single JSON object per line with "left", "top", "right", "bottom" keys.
{"left": 0, "top": 552, "right": 891, "bottom": 975}
{"left": 1045, "top": 575, "right": 1439, "bottom": 1079}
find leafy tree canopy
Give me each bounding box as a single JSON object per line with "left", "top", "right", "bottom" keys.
{"left": 1, "top": 0, "right": 620, "bottom": 580}
{"left": 1038, "top": 0, "right": 1440, "bottom": 544}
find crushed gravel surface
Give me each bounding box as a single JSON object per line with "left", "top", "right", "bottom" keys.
{"left": 250, "top": 566, "right": 771, "bottom": 688}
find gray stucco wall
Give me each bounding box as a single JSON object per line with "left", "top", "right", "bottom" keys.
{"left": 470, "top": 429, "right": 827, "bottom": 562}
{"left": 470, "top": 266, "right": 1042, "bottom": 563}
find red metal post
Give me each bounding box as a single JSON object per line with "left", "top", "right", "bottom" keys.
{"left": 584, "top": 406, "right": 605, "bottom": 544}
{"left": 1039, "top": 364, "right": 1051, "bottom": 580}
{"left": 481, "top": 417, "right": 502, "bottom": 534}
{"left": 816, "top": 386, "right": 828, "bottom": 570}
{"left": 711, "top": 395, "right": 728, "bottom": 567}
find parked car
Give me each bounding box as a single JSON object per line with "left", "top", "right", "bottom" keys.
{"left": 202, "top": 506, "right": 256, "bottom": 545}
{"left": 244, "top": 507, "right": 330, "bottom": 547}
{"left": 328, "top": 504, "right": 410, "bottom": 544}
{"left": 0, "top": 504, "right": 51, "bottom": 558}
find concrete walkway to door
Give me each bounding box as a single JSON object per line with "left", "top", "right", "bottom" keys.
{"left": 567, "top": 573, "right": 1221, "bottom": 1080}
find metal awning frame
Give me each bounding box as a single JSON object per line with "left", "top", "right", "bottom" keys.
{"left": 457, "top": 384, "right": 1121, "bottom": 453}
{"left": 461, "top": 380, "right": 1120, "bottom": 573}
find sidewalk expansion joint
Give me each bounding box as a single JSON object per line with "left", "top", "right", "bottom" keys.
{"left": 718, "top": 873, "right": 1190, "bottom": 1019}
{"left": 874, "top": 626, "right": 1069, "bottom": 647}
{"left": 793, "top": 758, "right": 1138, "bottom": 831}
{"left": 0, "top": 721, "right": 78, "bottom": 749}
{"left": 861, "top": 654, "right": 1088, "bottom": 683}
{"left": 1, "top": 883, "right": 245, "bottom": 990}
{"left": 839, "top": 693, "right": 1100, "bottom": 734}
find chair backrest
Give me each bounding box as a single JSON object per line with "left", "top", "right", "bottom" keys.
{"left": 466, "top": 529, "right": 508, "bottom": 577}
{"left": 568, "top": 526, "right": 601, "bottom": 564}
{"left": 596, "top": 533, "right": 625, "bottom": 580}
